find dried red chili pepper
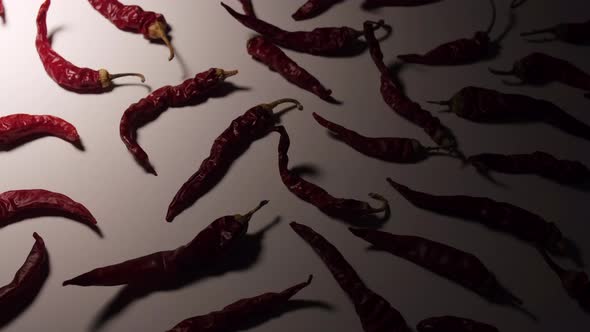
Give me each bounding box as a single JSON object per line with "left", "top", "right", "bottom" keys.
{"left": 64, "top": 201, "right": 267, "bottom": 286}
{"left": 222, "top": 2, "right": 389, "bottom": 56}
{"left": 274, "top": 126, "right": 389, "bottom": 221}
{"left": 521, "top": 20, "right": 590, "bottom": 44}
{"left": 417, "top": 316, "right": 499, "bottom": 332}
{"left": 247, "top": 36, "right": 333, "bottom": 102}
{"left": 120, "top": 68, "right": 238, "bottom": 175}
{"left": 0, "top": 114, "right": 80, "bottom": 147}
{"left": 292, "top": 0, "right": 343, "bottom": 21}
{"left": 167, "top": 275, "right": 312, "bottom": 332}
{"left": 238, "top": 0, "right": 256, "bottom": 16}
{"left": 350, "top": 228, "right": 523, "bottom": 307}
{"left": 88, "top": 0, "right": 174, "bottom": 60}
{"left": 166, "top": 99, "right": 301, "bottom": 222}
{"left": 36, "top": 0, "right": 145, "bottom": 93}
{"left": 0, "top": 1, "right": 4, "bottom": 22}
{"left": 362, "top": 0, "right": 443, "bottom": 9}
{"left": 511, "top": 0, "right": 528, "bottom": 8}
{"left": 398, "top": 0, "right": 497, "bottom": 66}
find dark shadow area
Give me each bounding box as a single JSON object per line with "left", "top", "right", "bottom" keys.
{"left": 47, "top": 26, "right": 66, "bottom": 45}
{"left": 542, "top": 106, "right": 590, "bottom": 143}
{"left": 0, "top": 210, "right": 103, "bottom": 238}
{"left": 291, "top": 164, "right": 321, "bottom": 179}
{"left": 0, "top": 133, "right": 85, "bottom": 152}
{"left": 361, "top": 0, "right": 443, "bottom": 11}
{"left": 386, "top": 62, "right": 407, "bottom": 96}
{"left": 236, "top": 299, "right": 334, "bottom": 331}
{"left": 173, "top": 45, "right": 191, "bottom": 81}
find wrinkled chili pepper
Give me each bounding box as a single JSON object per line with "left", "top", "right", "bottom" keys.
{"left": 386, "top": 178, "right": 571, "bottom": 258}
{"left": 167, "top": 275, "right": 312, "bottom": 332}
{"left": 417, "top": 316, "right": 499, "bottom": 332}
{"left": 290, "top": 222, "right": 410, "bottom": 332}
{"left": 222, "top": 2, "right": 389, "bottom": 56}
{"left": 166, "top": 99, "right": 301, "bottom": 223}
{"left": 398, "top": 0, "right": 497, "bottom": 66}
{"left": 350, "top": 228, "right": 523, "bottom": 307}
{"left": 362, "top": 0, "right": 442, "bottom": 9}
{"left": 238, "top": 0, "right": 255, "bottom": 16}
{"left": 36, "top": 0, "right": 145, "bottom": 93}
{"left": 120, "top": 68, "right": 238, "bottom": 175}
{"left": 247, "top": 36, "right": 333, "bottom": 102}
{"left": 274, "top": 126, "right": 389, "bottom": 221}
{"left": 0, "top": 114, "right": 80, "bottom": 147}
{"left": 88, "top": 0, "right": 175, "bottom": 60}
{"left": 64, "top": 201, "right": 267, "bottom": 286}
{"left": 292, "top": 0, "right": 343, "bottom": 21}
{"left": 521, "top": 20, "right": 590, "bottom": 44}
{"left": 511, "top": 0, "right": 527, "bottom": 9}
{"left": 364, "top": 21, "right": 457, "bottom": 149}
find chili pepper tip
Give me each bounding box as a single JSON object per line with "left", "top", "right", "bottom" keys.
{"left": 217, "top": 69, "right": 239, "bottom": 79}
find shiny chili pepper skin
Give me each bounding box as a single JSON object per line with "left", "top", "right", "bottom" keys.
{"left": 522, "top": 20, "right": 590, "bottom": 44}
{"left": 274, "top": 126, "right": 389, "bottom": 221}
{"left": 417, "top": 316, "right": 499, "bottom": 332}
{"left": 120, "top": 68, "right": 237, "bottom": 175}
{"left": 36, "top": 0, "right": 145, "bottom": 93}
{"left": 290, "top": 222, "right": 410, "bottom": 332}
{"left": 167, "top": 275, "right": 312, "bottom": 332}
{"left": 166, "top": 99, "right": 302, "bottom": 223}
{"left": 247, "top": 37, "right": 333, "bottom": 102}
{"left": 64, "top": 201, "right": 267, "bottom": 287}
{"left": 539, "top": 249, "right": 590, "bottom": 310}
{"left": 292, "top": 0, "right": 343, "bottom": 21}
{"left": 350, "top": 229, "right": 523, "bottom": 306}
{"left": 362, "top": 0, "right": 442, "bottom": 9}
{"left": 238, "top": 0, "right": 255, "bottom": 16}
{"left": 88, "top": 0, "right": 174, "bottom": 60}
{"left": 0, "top": 114, "right": 80, "bottom": 146}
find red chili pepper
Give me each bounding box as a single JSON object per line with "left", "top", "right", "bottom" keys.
{"left": 417, "top": 316, "right": 499, "bottom": 332}
{"left": 0, "top": 1, "right": 4, "bottom": 22}
{"left": 167, "top": 275, "right": 312, "bottom": 332}
{"left": 120, "top": 68, "right": 238, "bottom": 175}
{"left": 222, "top": 2, "right": 390, "bottom": 56}
{"left": 398, "top": 0, "right": 497, "bottom": 66}
{"left": 238, "top": 0, "right": 256, "bottom": 16}
{"left": 0, "top": 114, "right": 80, "bottom": 147}
{"left": 521, "top": 19, "right": 590, "bottom": 44}
{"left": 247, "top": 36, "right": 334, "bottom": 102}
{"left": 362, "top": 0, "right": 443, "bottom": 10}
{"left": 274, "top": 126, "right": 389, "bottom": 221}
{"left": 64, "top": 201, "right": 267, "bottom": 286}
{"left": 36, "top": 0, "right": 145, "bottom": 93}
{"left": 350, "top": 228, "right": 523, "bottom": 307}
{"left": 292, "top": 0, "right": 343, "bottom": 21}
{"left": 290, "top": 222, "right": 410, "bottom": 332}
{"left": 511, "top": 0, "right": 528, "bottom": 8}
{"left": 88, "top": 0, "right": 174, "bottom": 60}
{"left": 166, "top": 99, "right": 302, "bottom": 223}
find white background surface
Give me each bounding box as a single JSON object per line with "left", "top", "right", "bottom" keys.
{"left": 0, "top": 0, "right": 589, "bottom": 331}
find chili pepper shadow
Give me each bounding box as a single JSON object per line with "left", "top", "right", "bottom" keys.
{"left": 236, "top": 299, "right": 334, "bottom": 331}
{"left": 0, "top": 134, "right": 85, "bottom": 152}
{"left": 89, "top": 217, "right": 280, "bottom": 331}
{"left": 481, "top": 12, "right": 517, "bottom": 63}
{"left": 290, "top": 164, "right": 320, "bottom": 179}
{"left": 0, "top": 210, "right": 103, "bottom": 238}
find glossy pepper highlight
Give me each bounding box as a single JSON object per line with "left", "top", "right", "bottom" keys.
{"left": 0, "top": 114, "right": 80, "bottom": 147}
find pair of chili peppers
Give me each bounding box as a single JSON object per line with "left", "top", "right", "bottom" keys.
{"left": 522, "top": 19, "right": 590, "bottom": 44}
{"left": 166, "top": 99, "right": 301, "bottom": 222}
{"left": 362, "top": 0, "right": 443, "bottom": 9}
{"left": 64, "top": 201, "right": 267, "bottom": 287}
{"left": 88, "top": 0, "right": 175, "bottom": 60}
{"left": 290, "top": 222, "right": 411, "bottom": 332}
{"left": 292, "top": 0, "right": 343, "bottom": 21}
{"left": 539, "top": 249, "right": 590, "bottom": 311}
{"left": 0, "top": 114, "right": 80, "bottom": 148}
{"left": 167, "top": 275, "right": 312, "bottom": 332}
{"left": 417, "top": 316, "right": 499, "bottom": 332}
{"left": 120, "top": 68, "right": 238, "bottom": 175}
{"left": 36, "top": 0, "right": 145, "bottom": 93}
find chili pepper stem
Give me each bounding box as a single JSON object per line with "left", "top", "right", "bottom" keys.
{"left": 521, "top": 28, "right": 555, "bottom": 37}
{"left": 263, "top": 98, "right": 304, "bottom": 112}
{"left": 216, "top": 69, "right": 239, "bottom": 79}
{"left": 148, "top": 21, "right": 175, "bottom": 61}
{"left": 367, "top": 193, "right": 390, "bottom": 214}
{"left": 100, "top": 69, "right": 146, "bottom": 88}
{"left": 235, "top": 200, "right": 269, "bottom": 223}
{"left": 485, "top": 0, "right": 497, "bottom": 35}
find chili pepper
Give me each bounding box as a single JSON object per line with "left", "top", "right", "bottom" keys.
{"left": 511, "top": 0, "right": 528, "bottom": 8}
{"left": 362, "top": 0, "right": 443, "bottom": 10}
{"left": 247, "top": 36, "right": 333, "bottom": 102}
{"left": 364, "top": 21, "right": 457, "bottom": 149}
{"left": 120, "top": 68, "right": 238, "bottom": 175}
{"left": 167, "top": 275, "right": 312, "bottom": 332}
{"left": 0, "top": 1, "right": 4, "bottom": 22}
{"left": 166, "top": 99, "right": 301, "bottom": 223}
{"left": 36, "top": 0, "right": 145, "bottom": 93}
{"left": 238, "top": 0, "right": 255, "bottom": 16}
{"left": 312, "top": 112, "right": 448, "bottom": 163}
{"left": 468, "top": 151, "right": 590, "bottom": 185}
{"left": 64, "top": 201, "right": 267, "bottom": 287}
{"left": 521, "top": 20, "right": 590, "bottom": 44}
{"left": 88, "top": 0, "right": 174, "bottom": 60}
{"left": 397, "top": 0, "right": 497, "bottom": 66}
{"left": 290, "top": 222, "right": 410, "bottom": 332}
{"left": 417, "top": 316, "right": 499, "bottom": 332}
{"left": 350, "top": 228, "right": 523, "bottom": 307}
{"left": 222, "top": 2, "right": 390, "bottom": 56}
{"left": 274, "top": 126, "right": 389, "bottom": 221}
{"left": 0, "top": 114, "right": 80, "bottom": 147}
{"left": 292, "top": 0, "right": 343, "bottom": 21}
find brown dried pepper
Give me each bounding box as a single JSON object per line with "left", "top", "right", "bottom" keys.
{"left": 36, "top": 0, "right": 145, "bottom": 93}
{"left": 64, "top": 201, "right": 267, "bottom": 287}
{"left": 290, "top": 222, "right": 410, "bottom": 332}
{"left": 166, "top": 99, "right": 302, "bottom": 223}
{"left": 0, "top": 114, "right": 80, "bottom": 147}
{"left": 167, "top": 275, "right": 312, "bottom": 332}
{"left": 292, "top": 0, "right": 343, "bottom": 21}
{"left": 120, "top": 68, "right": 238, "bottom": 175}
{"left": 521, "top": 19, "right": 590, "bottom": 44}
{"left": 417, "top": 316, "right": 499, "bottom": 332}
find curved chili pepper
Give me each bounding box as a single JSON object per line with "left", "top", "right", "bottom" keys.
{"left": 292, "top": 0, "right": 343, "bottom": 21}
{"left": 88, "top": 0, "right": 174, "bottom": 60}
{"left": 0, "top": 114, "right": 80, "bottom": 147}
{"left": 167, "top": 275, "right": 312, "bottom": 332}
{"left": 64, "top": 201, "right": 267, "bottom": 286}
{"left": 247, "top": 36, "right": 333, "bottom": 102}
{"left": 417, "top": 316, "right": 499, "bottom": 332}
{"left": 521, "top": 20, "right": 590, "bottom": 44}
{"left": 511, "top": 0, "right": 528, "bottom": 9}
{"left": 166, "top": 99, "right": 301, "bottom": 222}
{"left": 313, "top": 112, "right": 446, "bottom": 163}
{"left": 238, "top": 0, "right": 255, "bottom": 16}
{"left": 290, "top": 222, "right": 410, "bottom": 332}
{"left": 350, "top": 228, "right": 523, "bottom": 307}
{"left": 386, "top": 178, "right": 570, "bottom": 258}
{"left": 36, "top": 0, "right": 145, "bottom": 93}
{"left": 120, "top": 68, "right": 238, "bottom": 175}
{"left": 362, "top": 0, "right": 443, "bottom": 9}
{"left": 222, "top": 2, "right": 389, "bottom": 56}
{"left": 398, "top": 0, "right": 497, "bottom": 66}
{"left": 364, "top": 21, "right": 457, "bottom": 149}
{"left": 274, "top": 126, "right": 389, "bottom": 221}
